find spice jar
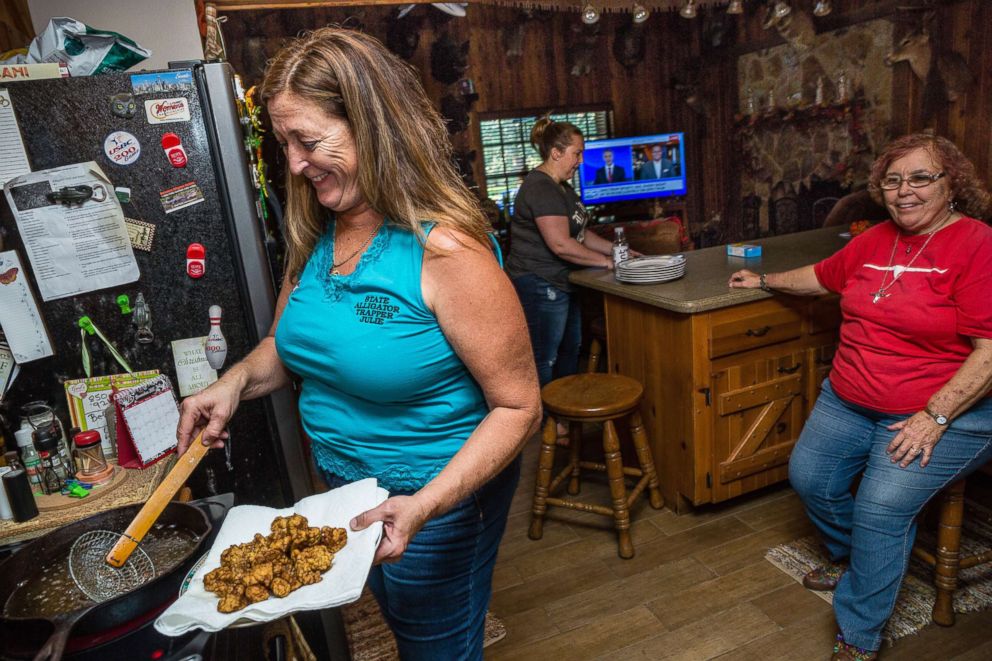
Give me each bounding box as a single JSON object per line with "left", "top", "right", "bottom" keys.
{"left": 34, "top": 429, "right": 68, "bottom": 495}
{"left": 73, "top": 430, "right": 113, "bottom": 484}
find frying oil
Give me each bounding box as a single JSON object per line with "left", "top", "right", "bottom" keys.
{"left": 3, "top": 522, "right": 200, "bottom": 618}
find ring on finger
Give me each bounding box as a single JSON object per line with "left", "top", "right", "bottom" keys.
{"left": 910, "top": 447, "right": 922, "bottom": 454}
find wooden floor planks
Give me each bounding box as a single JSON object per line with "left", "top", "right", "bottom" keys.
{"left": 486, "top": 435, "right": 992, "bottom": 660}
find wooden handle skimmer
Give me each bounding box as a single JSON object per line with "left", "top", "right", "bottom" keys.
{"left": 106, "top": 434, "right": 210, "bottom": 568}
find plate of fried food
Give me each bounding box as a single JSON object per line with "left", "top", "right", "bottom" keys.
{"left": 155, "top": 478, "right": 388, "bottom": 635}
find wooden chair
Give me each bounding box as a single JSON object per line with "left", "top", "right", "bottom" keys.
{"left": 741, "top": 194, "right": 761, "bottom": 240}
{"left": 911, "top": 472, "right": 992, "bottom": 626}
{"left": 811, "top": 197, "right": 840, "bottom": 231}
{"left": 528, "top": 373, "right": 664, "bottom": 558}
{"left": 770, "top": 196, "right": 801, "bottom": 235}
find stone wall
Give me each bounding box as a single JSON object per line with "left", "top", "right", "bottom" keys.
{"left": 737, "top": 18, "right": 893, "bottom": 232}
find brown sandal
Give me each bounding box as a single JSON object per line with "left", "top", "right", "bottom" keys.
{"left": 802, "top": 561, "right": 847, "bottom": 591}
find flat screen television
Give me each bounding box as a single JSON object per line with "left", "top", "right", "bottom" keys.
{"left": 579, "top": 132, "right": 686, "bottom": 205}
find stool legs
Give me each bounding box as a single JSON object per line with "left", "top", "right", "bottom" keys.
{"left": 529, "top": 417, "right": 558, "bottom": 541}
{"left": 630, "top": 411, "right": 664, "bottom": 510}
{"left": 932, "top": 479, "right": 966, "bottom": 626}
{"left": 567, "top": 422, "right": 582, "bottom": 495}
{"left": 603, "top": 420, "right": 634, "bottom": 559}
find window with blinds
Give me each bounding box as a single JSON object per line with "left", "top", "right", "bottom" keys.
{"left": 478, "top": 109, "right": 612, "bottom": 210}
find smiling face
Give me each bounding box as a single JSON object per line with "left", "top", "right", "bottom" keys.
{"left": 651, "top": 145, "right": 664, "bottom": 162}
{"left": 555, "top": 134, "right": 584, "bottom": 180}
{"left": 882, "top": 147, "right": 953, "bottom": 234}
{"left": 268, "top": 91, "right": 365, "bottom": 214}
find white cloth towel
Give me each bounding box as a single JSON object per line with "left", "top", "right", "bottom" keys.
{"left": 154, "top": 478, "right": 387, "bottom": 636}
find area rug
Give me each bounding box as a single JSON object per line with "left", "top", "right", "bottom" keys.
{"left": 765, "top": 503, "right": 992, "bottom": 643}
{"left": 340, "top": 589, "right": 506, "bottom": 660}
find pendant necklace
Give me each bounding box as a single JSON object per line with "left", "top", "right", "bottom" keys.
{"left": 328, "top": 220, "right": 383, "bottom": 276}
{"left": 870, "top": 220, "right": 946, "bottom": 304}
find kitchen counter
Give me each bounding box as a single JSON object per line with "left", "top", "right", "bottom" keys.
{"left": 570, "top": 225, "right": 850, "bottom": 313}
{"left": 570, "top": 226, "right": 847, "bottom": 513}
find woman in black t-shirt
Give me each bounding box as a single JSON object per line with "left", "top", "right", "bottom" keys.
{"left": 505, "top": 116, "right": 615, "bottom": 396}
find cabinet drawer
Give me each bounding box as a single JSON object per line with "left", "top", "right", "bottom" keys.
{"left": 708, "top": 309, "right": 803, "bottom": 358}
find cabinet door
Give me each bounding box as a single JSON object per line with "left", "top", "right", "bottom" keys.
{"left": 709, "top": 350, "right": 806, "bottom": 502}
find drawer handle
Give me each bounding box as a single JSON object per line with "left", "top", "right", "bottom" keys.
{"left": 777, "top": 364, "right": 802, "bottom": 374}
{"left": 746, "top": 325, "right": 772, "bottom": 337}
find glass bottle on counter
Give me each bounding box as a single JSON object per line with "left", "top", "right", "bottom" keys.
{"left": 14, "top": 420, "right": 42, "bottom": 489}
{"left": 612, "top": 226, "right": 630, "bottom": 268}
{"left": 37, "top": 449, "right": 64, "bottom": 495}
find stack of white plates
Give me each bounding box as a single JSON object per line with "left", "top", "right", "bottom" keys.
{"left": 615, "top": 254, "right": 687, "bottom": 285}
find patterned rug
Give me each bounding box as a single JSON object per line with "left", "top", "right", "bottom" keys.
{"left": 765, "top": 503, "right": 992, "bottom": 643}
{"left": 340, "top": 589, "right": 506, "bottom": 660}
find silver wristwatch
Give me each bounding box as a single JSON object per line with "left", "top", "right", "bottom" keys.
{"left": 925, "top": 407, "right": 949, "bottom": 426}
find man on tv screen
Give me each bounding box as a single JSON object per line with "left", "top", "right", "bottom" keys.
{"left": 593, "top": 149, "right": 627, "bottom": 184}
{"left": 637, "top": 144, "right": 677, "bottom": 180}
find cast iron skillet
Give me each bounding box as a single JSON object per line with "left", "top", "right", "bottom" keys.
{"left": 0, "top": 501, "right": 211, "bottom": 661}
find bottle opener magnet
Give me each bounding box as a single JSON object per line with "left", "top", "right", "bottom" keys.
{"left": 186, "top": 243, "right": 205, "bottom": 279}
{"left": 162, "top": 132, "right": 188, "bottom": 168}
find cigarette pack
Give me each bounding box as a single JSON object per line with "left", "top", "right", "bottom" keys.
{"left": 726, "top": 243, "right": 762, "bottom": 258}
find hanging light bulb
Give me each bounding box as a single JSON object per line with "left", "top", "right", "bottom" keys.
{"left": 632, "top": 3, "right": 650, "bottom": 23}
{"left": 772, "top": 1, "right": 792, "bottom": 19}
{"left": 581, "top": 3, "right": 600, "bottom": 24}
{"left": 813, "top": 0, "right": 832, "bottom": 16}
{"left": 679, "top": 0, "right": 698, "bottom": 19}
{"left": 727, "top": 0, "right": 744, "bottom": 14}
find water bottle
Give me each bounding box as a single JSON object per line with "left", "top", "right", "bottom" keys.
{"left": 612, "top": 226, "right": 630, "bottom": 267}
{"left": 13, "top": 421, "right": 42, "bottom": 489}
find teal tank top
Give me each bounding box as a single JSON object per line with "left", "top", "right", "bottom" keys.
{"left": 275, "top": 221, "right": 491, "bottom": 492}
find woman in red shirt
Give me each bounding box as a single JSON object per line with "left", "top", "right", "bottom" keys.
{"left": 729, "top": 134, "right": 992, "bottom": 661}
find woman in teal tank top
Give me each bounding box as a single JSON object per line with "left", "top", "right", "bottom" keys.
{"left": 176, "top": 29, "right": 540, "bottom": 660}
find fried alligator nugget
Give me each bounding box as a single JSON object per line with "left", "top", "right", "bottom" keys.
{"left": 271, "top": 577, "right": 292, "bottom": 598}
{"left": 321, "top": 526, "right": 348, "bottom": 554}
{"left": 203, "top": 513, "right": 348, "bottom": 613}
{"left": 218, "top": 593, "right": 248, "bottom": 613}
{"left": 245, "top": 584, "right": 270, "bottom": 604}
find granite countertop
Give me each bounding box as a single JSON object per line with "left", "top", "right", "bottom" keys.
{"left": 570, "top": 225, "right": 851, "bottom": 314}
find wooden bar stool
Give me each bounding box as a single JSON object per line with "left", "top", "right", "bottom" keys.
{"left": 528, "top": 373, "right": 663, "bottom": 558}
{"left": 911, "top": 476, "right": 992, "bottom": 626}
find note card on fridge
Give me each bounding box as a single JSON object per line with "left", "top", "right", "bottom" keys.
{"left": 0, "top": 251, "right": 53, "bottom": 363}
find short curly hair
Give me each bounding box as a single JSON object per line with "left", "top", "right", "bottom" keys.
{"left": 868, "top": 134, "right": 991, "bottom": 220}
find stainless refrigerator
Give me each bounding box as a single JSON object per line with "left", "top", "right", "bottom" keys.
{"left": 0, "top": 62, "right": 348, "bottom": 657}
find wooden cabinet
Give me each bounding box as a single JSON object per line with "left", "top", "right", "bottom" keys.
{"left": 603, "top": 294, "right": 839, "bottom": 513}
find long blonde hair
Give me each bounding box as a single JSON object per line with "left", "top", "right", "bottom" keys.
{"left": 259, "top": 27, "right": 490, "bottom": 279}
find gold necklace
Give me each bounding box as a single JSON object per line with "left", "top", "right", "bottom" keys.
{"left": 329, "top": 220, "right": 383, "bottom": 276}
{"left": 870, "top": 219, "right": 947, "bottom": 304}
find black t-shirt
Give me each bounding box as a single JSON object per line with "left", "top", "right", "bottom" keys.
{"left": 505, "top": 170, "right": 590, "bottom": 291}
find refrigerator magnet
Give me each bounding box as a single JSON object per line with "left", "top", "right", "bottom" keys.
{"left": 109, "top": 93, "right": 137, "bottom": 119}
{"left": 159, "top": 182, "right": 205, "bottom": 214}
{"left": 187, "top": 243, "right": 206, "bottom": 279}
{"left": 145, "top": 98, "right": 190, "bottom": 124}
{"left": 104, "top": 131, "right": 141, "bottom": 166}
{"left": 161, "top": 132, "right": 188, "bottom": 167}
{"left": 124, "top": 217, "right": 156, "bottom": 252}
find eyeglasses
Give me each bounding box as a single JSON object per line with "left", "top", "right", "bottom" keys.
{"left": 877, "top": 172, "right": 945, "bottom": 190}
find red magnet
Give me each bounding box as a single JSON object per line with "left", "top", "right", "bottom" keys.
{"left": 186, "top": 243, "right": 205, "bottom": 279}
{"left": 162, "top": 132, "right": 188, "bottom": 168}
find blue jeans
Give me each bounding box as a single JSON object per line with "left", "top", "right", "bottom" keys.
{"left": 323, "top": 457, "right": 520, "bottom": 660}
{"left": 789, "top": 380, "right": 992, "bottom": 651}
{"left": 511, "top": 273, "right": 582, "bottom": 388}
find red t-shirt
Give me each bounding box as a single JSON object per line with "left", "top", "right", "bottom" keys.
{"left": 813, "top": 217, "right": 992, "bottom": 413}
